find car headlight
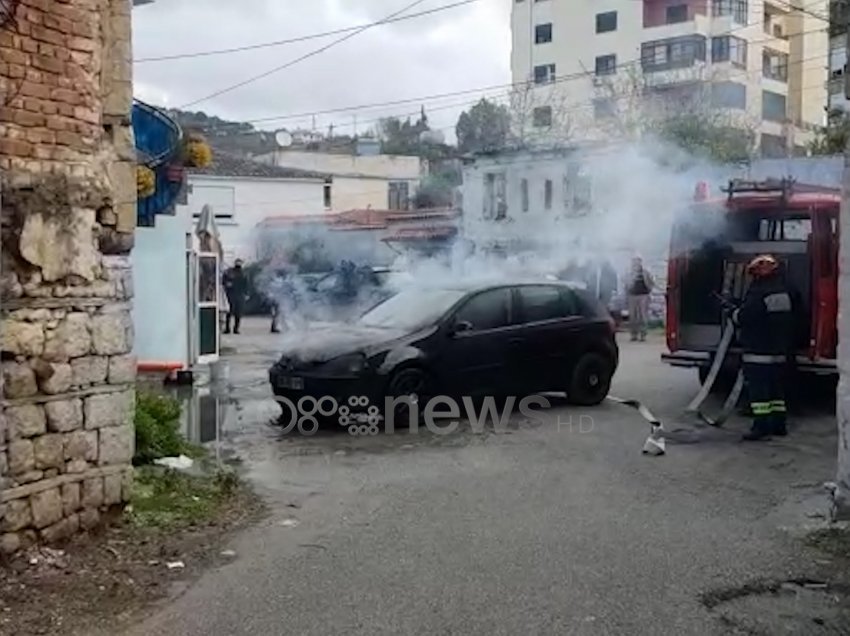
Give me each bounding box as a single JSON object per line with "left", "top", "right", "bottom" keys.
{"left": 320, "top": 353, "right": 367, "bottom": 375}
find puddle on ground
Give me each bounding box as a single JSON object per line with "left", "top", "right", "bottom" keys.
{"left": 143, "top": 358, "right": 562, "bottom": 493}
{"left": 703, "top": 579, "right": 850, "bottom": 634}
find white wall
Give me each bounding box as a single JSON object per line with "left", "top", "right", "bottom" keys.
{"left": 255, "top": 150, "right": 423, "bottom": 212}
{"left": 132, "top": 208, "right": 193, "bottom": 367}
{"left": 461, "top": 150, "right": 595, "bottom": 249}
{"left": 183, "top": 175, "right": 327, "bottom": 265}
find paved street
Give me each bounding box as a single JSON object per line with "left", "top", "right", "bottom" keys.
{"left": 123, "top": 318, "right": 842, "bottom": 635}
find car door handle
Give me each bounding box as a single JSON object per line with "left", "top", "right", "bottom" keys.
{"left": 509, "top": 338, "right": 524, "bottom": 345}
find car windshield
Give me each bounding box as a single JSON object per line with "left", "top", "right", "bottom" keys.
{"left": 359, "top": 288, "right": 466, "bottom": 330}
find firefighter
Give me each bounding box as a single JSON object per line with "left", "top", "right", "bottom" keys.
{"left": 732, "top": 254, "right": 794, "bottom": 441}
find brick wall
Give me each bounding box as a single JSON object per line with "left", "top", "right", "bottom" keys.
{"left": 0, "top": 0, "right": 136, "bottom": 553}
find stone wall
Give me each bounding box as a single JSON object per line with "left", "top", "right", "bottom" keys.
{"left": 0, "top": 0, "right": 136, "bottom": 552}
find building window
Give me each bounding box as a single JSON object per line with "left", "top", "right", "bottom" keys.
{"left": 534, "top": 63, "right": 556, "bottom": 84}
{"left": 595, "top": 54, "right": 617, "bottom": 76}
{"left": 483, "top": 172, "right": 507, "bottom": 220}
{"left": 521, "top": 178, "right": 529, "bottom": 212}
{"left": 544, "top": 179, "right": 553, "bottom": 210}
{"left": 710, "top": 82, "right": 747, "bottom": 109}
{"left": 323, "top": 178, "right": 332, "bottom": 209}
{"left": 641, "top": 36, "right": 706, "bottom": 72}
{"left": 762, "top": 90, "right": 787, "bottom": 122}
{"left": 649, "top": 82, "right": 701, "bottom": 111}
{"left": 593, "top": 97, "right": 617, "bottom": 120}
{"left": 191, "top": 184, "right": 235, "bottom": 220}
{"left": 713, "top": 0, "right": 748, "bottom": 25}
{"left": 711, "top": 36, "right": 747, "bottom": 67}
{"left": 760, "top": 133, "right": 787, "bottom": 158}
{"left": 533, "top": 106, "right": 552, "bottom": 127}
{"left": 388, "top": 181, "right": 410, "bottom": 210}
{"left": 535, "top": 23, "right": 552, "bottom": 44}
{"left": 763, "top": 49, "right": 788, "bottom": 82}
{"left": 666, "top": 4, "right": 688, "bottom": 24}
{"left": 596, "top": 11, "right": 617, "bottom": 33}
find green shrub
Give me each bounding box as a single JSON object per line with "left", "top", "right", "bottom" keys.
{"left": 134, "top": 392, "right": 186, "bottom": 465}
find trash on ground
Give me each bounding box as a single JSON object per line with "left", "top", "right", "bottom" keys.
{"left": 153, "top": 455, "right": 194, "bottom": 471}
{"left": 220, "top": 550, "right": 237, "bottom": 557}
{"left": 166, "top": 561, "right": 185, "bottom": 570}
{"left": 278, "top": 518, "right": 300, "bottom": 528}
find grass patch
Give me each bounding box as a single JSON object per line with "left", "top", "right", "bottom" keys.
{"left": 128, "top": 466, "right": 241, "bottom": 530}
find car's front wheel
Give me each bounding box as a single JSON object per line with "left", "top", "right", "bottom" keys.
{"left": 567, "top": 352, "right": 613, "bottom": 406}
{"left": 385, "top": 367, "right": 433, "bottom": 428}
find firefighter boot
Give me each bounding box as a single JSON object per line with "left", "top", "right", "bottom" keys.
{"left": 742, "top": 403, "right": 772, "bottom": 441}
{"left": 770, "top": 401, "right": 788, "bottom": 437}
{"left": 742, "top": 423, "right": 772, "bottom": 441}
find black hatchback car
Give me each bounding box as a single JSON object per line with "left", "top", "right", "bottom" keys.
{"left": 269, "top": 281, "right": 619, "bottom": 422}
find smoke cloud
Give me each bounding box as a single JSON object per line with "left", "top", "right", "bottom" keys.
{"left": 254, "top": 139, "right": 732, "bottom": 333}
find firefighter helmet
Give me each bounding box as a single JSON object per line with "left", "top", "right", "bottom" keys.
{"left": 746, "top": 254, "right": 779, "bottom": 278}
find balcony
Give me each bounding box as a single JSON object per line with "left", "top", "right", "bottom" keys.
{"left": 641, "top": 35, "right": 708, "bottom": 83}
{"left": 643, "top": 11, "right": 712, "bottom": 41}
{"left": 133, "top": 100, "right": 186, "bottom": 227}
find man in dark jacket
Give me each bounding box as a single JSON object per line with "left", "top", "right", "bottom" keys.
{"left": 732, "top": 254, "right": 794, "bottom": 441}
{"left": 223, "top": 259, "right": 248, "bottom": 335}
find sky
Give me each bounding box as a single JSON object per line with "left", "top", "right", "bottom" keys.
{"left": 132, "top": 0, "right": 512, "bottom": 141}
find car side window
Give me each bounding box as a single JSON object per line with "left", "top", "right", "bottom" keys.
{"left": 518, "top": 285, "right": 571, "bottom": 323}
{"left": 559, "top": 289, "right": 581, "bottom": 316}
{"left": 454, "top": 289, "right": 510, "bottom": 331}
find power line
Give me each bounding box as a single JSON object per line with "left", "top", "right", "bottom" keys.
{"left": 135, "top": 0, "right": 479, "bottom": 63}
{"left": 175, "top": 24, "right": 829, "bottom": 135}
{"left": 178, "top": 0, "right": 444, "bottom": 109}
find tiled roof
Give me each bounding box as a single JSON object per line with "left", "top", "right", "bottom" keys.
{"left": 382, "top": 226, "right": 458, "bottom": 242}
{"left": 259, "top": 207, "right": 458, "bottom": 228}
{"left": 188, "top": 151, "right": 328, "bottom": 180}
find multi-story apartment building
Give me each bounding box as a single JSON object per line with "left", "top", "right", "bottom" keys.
{"left": 828, "top": 0, "right": 847, "bottom": 113}
{"left": 511, "top": 0, "right": 828, "bottom": 157}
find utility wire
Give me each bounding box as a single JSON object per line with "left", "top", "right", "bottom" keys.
{"left": 135, "top": 0, "right": 479, "bottom": 63}
{"left": 176, "top": 25, "right": 830, "bottom": 135}
{"left": 178, "top": 0, "right": 442, "bottom": 109}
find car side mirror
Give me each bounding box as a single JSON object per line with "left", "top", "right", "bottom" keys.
{"left": 450, "top": 320, "right": 473, "bottom": 336}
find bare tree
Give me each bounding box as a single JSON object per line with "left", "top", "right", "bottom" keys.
{"left": 507, "top": 79, "right": 574, "bottom": 149}
{"left": 591, "top": 65, "right": 758, "bottom": 163}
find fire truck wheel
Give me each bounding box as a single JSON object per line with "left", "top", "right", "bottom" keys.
{"left": 568, "top": 352, "right": 613, "bottom": 406}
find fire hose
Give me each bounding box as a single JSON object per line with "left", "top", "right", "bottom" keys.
{"left": 608, "top": 317, "right": 744, "bottom": 455}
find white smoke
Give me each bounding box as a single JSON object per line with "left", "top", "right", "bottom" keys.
{"left": 255, "top": 139, "right": 731, "bottom": 331}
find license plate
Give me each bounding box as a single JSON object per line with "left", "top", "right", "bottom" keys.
{"left": 280, "top": 376, "right": 304, "bottom": 390}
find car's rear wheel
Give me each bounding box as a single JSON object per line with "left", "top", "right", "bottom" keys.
{"left": 385, "top": 367, "right": 433, "bottom": 428}
{"left": 567, "top": 352, "right": 613, "bottom": 406}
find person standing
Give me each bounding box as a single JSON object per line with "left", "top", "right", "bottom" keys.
{"left": 733, "top": 254, "right": 794, "bottom": 441}
{"left": 223, "top": 259, "right": 248, "bottom": 335}
{"left": 627, "top": 256, "right": 654, "bottom": 342}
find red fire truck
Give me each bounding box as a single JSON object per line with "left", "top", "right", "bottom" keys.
{"left": 662, "top": 178, "right": 839, "bottom": 387}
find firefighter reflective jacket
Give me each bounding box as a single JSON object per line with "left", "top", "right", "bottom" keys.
{"left": 733, "top": 276, "right": 794, "bottom": 358}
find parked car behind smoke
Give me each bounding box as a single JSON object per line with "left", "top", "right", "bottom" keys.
{"left": 269, "top": 281, "right": 619, "bottom": 429}
{"left": 271, "top": 264, "right": 411, "bottom": 326}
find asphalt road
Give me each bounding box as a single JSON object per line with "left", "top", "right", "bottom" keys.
{"left": 123, "top": 319, "right": 842, "bottom": 635}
